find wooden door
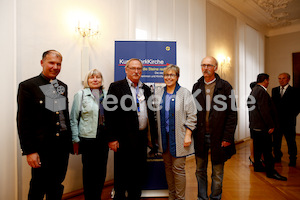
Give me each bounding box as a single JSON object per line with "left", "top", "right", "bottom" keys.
{"left": 292, "top": 52, "right": 300, "bottom": 88}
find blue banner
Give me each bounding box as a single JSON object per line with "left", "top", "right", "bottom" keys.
{"left": 115, "top": 41, "right": 176, "bottom": 83}
{"left": 114, "top": 41, "right": 176, "bottom": 193}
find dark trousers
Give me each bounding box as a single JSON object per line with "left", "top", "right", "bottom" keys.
{"left": 80, "top": 136, "right": 109, "bottom": 200}
{"left": 273, "top": 126, "right": 297, "bottom": 161}
{"left": 113, "top": 130, "right": 148, "bottom": 200}
{"left": 28, "top": 141, "right": 69, "bottom": 200}
{"left": 252, "top": 129, "right": 275, "bottom": 176}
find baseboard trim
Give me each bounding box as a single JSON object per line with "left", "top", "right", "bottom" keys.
{"left": 62, "top": 180, "right": 114, "bottom": 200}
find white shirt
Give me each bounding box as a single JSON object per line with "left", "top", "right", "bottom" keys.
{"left": 280, "top": 84, "right": 289, "bottom": 96}
{"left": 126, "top": 77, "right": 148, "bottom": 130}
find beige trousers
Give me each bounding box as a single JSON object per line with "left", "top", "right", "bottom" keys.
{"left": 162, "top": 147, "right": 186, "bottom": 200}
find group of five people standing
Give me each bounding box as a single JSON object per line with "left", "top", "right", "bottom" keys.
{"left": 17, "top": 50, "right": 295, "bottom": 200}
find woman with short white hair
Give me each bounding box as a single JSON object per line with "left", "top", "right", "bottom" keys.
{"left": 70, "top": 68, "right": 108, "bottom": 200}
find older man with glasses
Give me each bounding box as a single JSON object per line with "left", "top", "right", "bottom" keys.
{"left": 192, "top": 56, "right": 237, "bottom": 200}
{"left": 105, "top": 58, "right": 157, "bottom": 200}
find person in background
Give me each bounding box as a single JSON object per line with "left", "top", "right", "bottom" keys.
{"left": 105, "top": 58, "right": 157, "bottom": 200}
{"left": 70, "top": 69, "right": 108, "bottom": 200}
{"left": 272, "top": 72, "right": 299, "bottom": 167}
{"left": 192, "top": 56, "right": 238, "bottom": 200}
{"left": 248, "top": 73, "right": 287, "bottom": 181}
{"left": 249, "top": 81, "right": 257, "bottom": 165}
{"left": 155, "top": 64, "right": 197, "bottom": 200}
{"left": 17, "top": 50, "right": 72, "bottom": 199}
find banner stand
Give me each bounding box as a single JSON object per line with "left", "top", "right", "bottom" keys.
{"left": 141, "top": 189, "right": 169, "bottom": 197}
{"left": 110, "top": 189, "right": 169, "bottom": 198}
{"left": 113, "top": 40, "right": 177, "bottom": 198}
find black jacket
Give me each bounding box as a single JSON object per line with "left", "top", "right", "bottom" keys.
{"left": 192, "top": 74, "right": 237, "bottom": 164}
{"left": 17, "top": 74, "right": 72, "bottom": 155}
{"left": 104, "top": 79, "right": 157, "bottom": 151}
{"left": 248, "top": 84, "right": 276, "bottom": 130}
{"left": 272, "top": 85, "right": 300, "bottom": 127}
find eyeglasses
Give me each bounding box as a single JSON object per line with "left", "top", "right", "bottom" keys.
{"left": 128, "top": 67, "right": 143, "bottom": 72}
{"left": 201, "top": 64, "right": 215, "bottom": 69}
{"left": 164, "top": 74, "right": 177, "bottom": 78}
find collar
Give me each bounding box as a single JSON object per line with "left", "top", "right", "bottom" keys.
{"left": 204, "top": 78, "right": 216, "bottom": 85}
{"left": 40, "top": 73, "right": 53, "bottom": 82}
{"left": 281, "top": 84, "right": 289, "bottom": 90}
{"left": 198, "top": 73, "right": 221, "bottom": 85}
{"left": 126, "top": 77, "right": 143, "bottom": 88}
{"left": 259, "top": 84, "right": 267, "bottom": 91}
{"left": 164, "top": 82, "right": 181, "bottom": 95}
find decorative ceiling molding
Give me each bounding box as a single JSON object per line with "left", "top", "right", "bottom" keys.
{"left": 252, "top": 0, "right": 293, "bottom": 27}
{"left": 212, "top": 0, "right": 300, "bottom": 36}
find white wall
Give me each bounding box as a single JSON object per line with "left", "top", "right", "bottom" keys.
{"left": 0, "top": 0, "right": 18, "bottom": 199}
{"left": 12, "top": 0, "right": 206, "bottom": 199}
{"left": 266, "top": 31, "right": 300, "bottom": 133}
{"left": 206, "top": 2, "right": 264, "bottom": 141}
{"left": 206, "top": 2, "right": 236, "bottom": 87}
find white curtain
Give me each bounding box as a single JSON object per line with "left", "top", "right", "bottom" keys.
{"left": 236, "top": 21, "right": 264, "bottom": 140}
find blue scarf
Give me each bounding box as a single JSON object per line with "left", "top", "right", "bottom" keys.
{"left": 160, "top": 83, "right": 181, "bottom": 156}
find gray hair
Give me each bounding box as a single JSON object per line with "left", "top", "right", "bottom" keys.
{"left": 83, "top": 69, "right": 104, "bottom": 89}
{"left": 279, "top": 72, "right": 290, "bottom": 80}
{"left": 163, "top": 64, "right": 180, "bottom": 77}
{"left": 125, "top": 58, "right": 143, "bottom": 68}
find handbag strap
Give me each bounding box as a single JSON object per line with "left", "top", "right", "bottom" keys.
{"left": 79, "top": 90, "right": 84, "bottom": 112}
{"left": 78, "top": 90, "right": 84, "bottom": 125}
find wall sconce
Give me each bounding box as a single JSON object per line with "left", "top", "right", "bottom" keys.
{"left": 76, "top": 21, "right": 99, "bottom": 38}
{"left": 217, "top": 56, "right": 231, "bottom": 78}
{"left": 219, "top": 56, "right": 231, "bottom": 67}
{"left": 75, "top": 20, "right": 100, "bottom": 82}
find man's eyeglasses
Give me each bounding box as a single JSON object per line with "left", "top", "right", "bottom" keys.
{"left": 201, "top": 64, "right": 215, "bottom": 69}
{"left": 164, "top": 74, "right": 177, "bottom": 78}
{"left": 128, "top": 67, "right": 143, "bottom": 72}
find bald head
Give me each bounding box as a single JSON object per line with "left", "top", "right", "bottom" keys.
{"left": 278, "top": 73, "right": 290, "bottom": 87}
{"left": 201, "top": 56, "right": 218, "bottom": 82}
{"left": 201, "top": 56, "right": 218, "bottom": 67}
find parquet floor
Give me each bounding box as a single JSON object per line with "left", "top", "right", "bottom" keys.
{"left": 66, "top": 135, "right": 300, "bottom": 200}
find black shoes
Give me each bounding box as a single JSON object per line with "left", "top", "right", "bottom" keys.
{"left": 267, "top": 172, "right": 287, "bottom": 181}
